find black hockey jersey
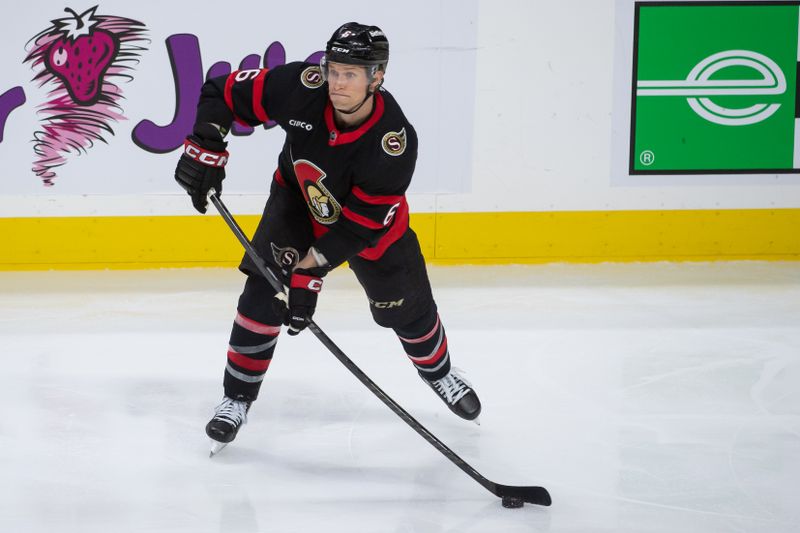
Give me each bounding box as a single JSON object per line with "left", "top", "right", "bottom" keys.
{"left": 195, "top": 62, "right": 419, "bottom": 267}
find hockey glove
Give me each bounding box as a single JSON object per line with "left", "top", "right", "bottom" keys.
{"left": 174, "top": 123, "right": 229, "bottom": 213}
{"left": 283, "top": 267, "right": 326, "bottom": 336}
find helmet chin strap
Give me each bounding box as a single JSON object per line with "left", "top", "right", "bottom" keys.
{"left": 337, "top": 92, "right": 372, "bottom": 115}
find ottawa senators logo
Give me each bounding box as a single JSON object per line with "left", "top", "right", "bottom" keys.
{"left": 293, "top": 159, "right": 341, "bottom": 224}
{"left": 305, "top": 182, "right": 340, "bottom": 224}
{"left": 270, "top": 243, "right": 299, "bottom": 269}
{"left": 381, "top": 128, "right": 407, "bottom": 156}
{"left": 301, "top": 66, "right": 324, "bottom": 89}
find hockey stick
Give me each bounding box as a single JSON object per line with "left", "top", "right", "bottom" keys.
{"left": 207, "top": 190, "right": 551, "bottom": 507}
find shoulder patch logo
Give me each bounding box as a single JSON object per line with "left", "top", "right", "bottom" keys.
{"left": 381, "top": 128, "right": 407, "bottom": 156}
{"left": 301, "top": 66, "right": 324, "bottom": 89}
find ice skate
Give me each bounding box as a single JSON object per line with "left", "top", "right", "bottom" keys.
{"left": 423, "top": 368, "right": 481, "bottom": 423}
{"left": 206, "top": 397, "right": 251, "bottom": 457}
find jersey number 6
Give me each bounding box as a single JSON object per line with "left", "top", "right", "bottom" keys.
{"left": 384, "top": 202, "right": 401, "bottom": 226}
{"left": 234, "top": 69, "right": 261, "bottom": 82}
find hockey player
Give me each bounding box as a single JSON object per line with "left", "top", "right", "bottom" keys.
{"left": 174, "top": 22, "right": 481, "bottom": 452}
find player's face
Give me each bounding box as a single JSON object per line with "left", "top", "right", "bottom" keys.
{"left": 327, "top": 62, "right": 371, "bottom": 109}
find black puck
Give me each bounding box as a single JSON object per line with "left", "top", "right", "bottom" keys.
{"left": 502, "top": 496, "right": 524, "bottom": 508}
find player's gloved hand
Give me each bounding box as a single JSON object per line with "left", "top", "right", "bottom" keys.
{"left": 174, "top": 123, "right": 229, "bottom": 213}
{"left": 282, "top": 267, "right": 327, "bottom": 336}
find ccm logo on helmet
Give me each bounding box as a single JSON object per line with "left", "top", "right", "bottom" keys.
{"left": 183, "top": 141, "right": 228, "bottom": 167}
{"left": 289, "top": 119, "right": 313, "bottom": 131}
{"left": 331, "top": 46, "right": 350, "bottom": 54}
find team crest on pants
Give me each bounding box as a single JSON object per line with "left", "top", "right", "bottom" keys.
{"left": 293, "top": 159, "right": 341, "bottom": 224}
{"left": 270, "top": 243, "right": 299, "bottom": 269}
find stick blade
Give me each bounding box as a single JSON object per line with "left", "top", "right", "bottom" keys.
{"left": 494, "top": 484, "right": 552, "bottom": 507}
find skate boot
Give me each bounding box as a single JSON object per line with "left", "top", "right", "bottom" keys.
{"left": 206, "top": 397, "right": 250, "bottom": 456}
{"left": 423, "top": 368, "right": 482, "bottom": 422}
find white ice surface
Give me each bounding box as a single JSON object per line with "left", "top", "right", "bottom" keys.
{"left": 0, "top": 263, "right": 798, "bottom": 533}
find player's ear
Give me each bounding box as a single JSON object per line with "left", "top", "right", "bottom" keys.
{"left": 369, "top": 70, "right": 384, "bottom": 92}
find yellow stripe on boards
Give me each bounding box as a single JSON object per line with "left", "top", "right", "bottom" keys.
{"left": 1, "top": 209, "right": 798, "bottom": 271}
{"left": 1, "top": 215, "right": 262, "bottom": 271}
{"left": 431, "top": 209, "right": 800, "bottom": 263}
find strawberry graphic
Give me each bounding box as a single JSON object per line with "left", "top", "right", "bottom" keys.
{"left": 43, "top": 7, "right": 119, "bottom": 106}
{"left": 24, "top": 6, "right": 148, "bottom": 184}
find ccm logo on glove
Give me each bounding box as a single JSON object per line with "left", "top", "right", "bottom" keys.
{"left": 291, "top": 274, "right": 323, "bottom": 292}
{"left": 183, "top": 139, "right": 229, "bottom": 167}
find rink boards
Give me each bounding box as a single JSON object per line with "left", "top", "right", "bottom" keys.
{"left": 2, "top": 208, "right": 799, "bottom": 270}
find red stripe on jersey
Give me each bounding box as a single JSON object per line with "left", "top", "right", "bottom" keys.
{"left": 307, "top": 199, "right": 409, "bottom": 262}
{"left": 407, "top": 337, "right": 448, "bottom": 364}
{"left": 224, "top": 71, "right": 249, "bottom": 126}
{"left": 234, "top": 312, "right": 281, "bottom": 335}
{"left": 351, "top": 186, "right": 403, "bottom": 205}
{"left": 399, "top": 315, "right": 441, "bottom": 343}
{"left": 342, "top": 207, "right": 385, "bottom": 230}
{"left": 252, "top": 69, "right": 269, "bottom": 123}
{"left": 227, "top": 349, "right": 272, "bottom": 372}
{"left": 357, "top": 199, "right": 409, "bottom": 260}
{"left": 325, "top": 92, "right": 385, "bottom": 146}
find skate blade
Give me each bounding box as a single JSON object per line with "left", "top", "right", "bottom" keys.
{"left": 472, "top": 416, "right": 481, "bottom": 426}
{"left": 209, "top": 440, "right": 228, "bottom": 458}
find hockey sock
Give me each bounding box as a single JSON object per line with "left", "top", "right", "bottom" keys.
{"left": 223, "top": 275, "right": 282, "bottom": 401}
{"left": 395, "top": 311, "right": 451, "bottom": 381}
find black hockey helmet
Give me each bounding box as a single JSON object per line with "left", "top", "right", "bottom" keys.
{"left": 321, "top": 22, "right": 389, "bottom": 115}
{"left": 323, "top": 22, "right": 389, "bottom": 73}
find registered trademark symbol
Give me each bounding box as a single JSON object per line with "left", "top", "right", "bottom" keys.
{"left": 640, "top": 150, "right": 655, "bottom": 166}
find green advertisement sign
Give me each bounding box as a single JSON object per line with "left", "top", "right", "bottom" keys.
{"left": 631, "top": 1, "right": 800, "bottom": 174}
